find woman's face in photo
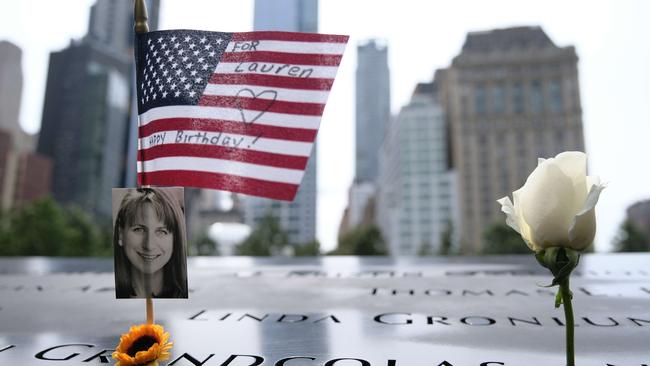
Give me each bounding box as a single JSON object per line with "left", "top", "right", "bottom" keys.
{"left": 122, "top": 202, "right": 174, "bottom": 275}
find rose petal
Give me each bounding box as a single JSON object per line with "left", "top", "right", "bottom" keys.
{"left": 518, "top": 158, "right": 576, "bottom": 247}
{"left": 552, "top": 151, "right": 588, "bottom": 211}
{"left": 568, "top": 182, "right": 606, "bottom": 250}
{"left": 497, "top": 197, "right": 520, "bottom": 233}
{"left": 513, "top": 189, "right": 536, "bottom": 251}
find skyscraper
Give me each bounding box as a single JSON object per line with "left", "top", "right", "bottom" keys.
{"left": 0, "top": 41, "right": 22, "bottom": 137}
{"left": 244, "top": 0, "right": 319, "bottom": 245}
{"left": 0, "top": 41, "right": 52, "bottom": 210}
{"left": 355, "top": 40, "right": 390, "bottom": 184}
{"left": 377, "top": 83, "right": 457, "bottom": 255}
{"left": 37, "top": 0, "right": 159, "bottom": 218}
{"left": 436, "top": 26, "right": 585, "bottom": 253}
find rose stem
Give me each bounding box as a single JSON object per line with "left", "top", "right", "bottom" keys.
{"left": 560, "top": 278, "right": 575, "bottom": 366}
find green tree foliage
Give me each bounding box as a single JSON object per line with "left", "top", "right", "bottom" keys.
{"left": 482, "top": 222, "right": 530, "bottom": 255}
{"left": 235, "top": 214, "right": 289, "bottom": 256}
{"left": 0, "top": 197, "right": 111, "bottom": 256}
{"left": 615, "top": 220, "right": 649, "bottom": 252}
{"left": 330, "top": 225, "right": 388, "bottom": 255}
{"left": 190, "top": 234, "right": 220, "bottom": 256}
{"left": 293, "top": 240, "right": 320, "bottom": 256}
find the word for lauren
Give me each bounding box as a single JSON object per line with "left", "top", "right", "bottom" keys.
{"left": 2, "top": 345, "right": 645, "bottom": 366}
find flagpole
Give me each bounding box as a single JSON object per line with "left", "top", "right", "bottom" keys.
{"left": 134, "top": 0, "right": 154, "bottom": 325}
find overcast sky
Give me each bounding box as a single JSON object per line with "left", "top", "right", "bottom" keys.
{"left": 1, "top": 0, "right": 649, "bottom": 252}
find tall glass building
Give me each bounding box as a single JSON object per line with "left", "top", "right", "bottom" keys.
{"left": 244, "top": 0, "right": 319, "bottom": 246}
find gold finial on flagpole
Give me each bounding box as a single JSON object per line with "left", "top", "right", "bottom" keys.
{"left": 134, "top": 0, "right": 149, "bottom": 34}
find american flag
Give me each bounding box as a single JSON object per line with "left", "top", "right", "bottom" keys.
{"left": 135, "top": 30, "right": 348, "bottom": 201}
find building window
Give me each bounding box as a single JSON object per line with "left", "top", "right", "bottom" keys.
{"left": 492, "top": 84, "right": 505, "bottom": 115}
{"left": 474, "top": 84, "right": 486, "bottom": 116}
{"left": 549, "top": 79, "right": 563, "bottom": 112}
{"left": 513, "top": 82, "right": 524, "bottom": 114}
{"left": 530, "top": 80, "right": 544, "bottom": 114}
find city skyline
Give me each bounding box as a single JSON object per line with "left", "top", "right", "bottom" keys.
{"left": 1, "top": 0, "right": 649, "bottom": 251}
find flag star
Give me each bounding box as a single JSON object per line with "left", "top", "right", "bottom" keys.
{"left": 141, "top": 98, "right": 144, "bottom": 104}
{"left": 184, "top": 36, "right": 191, "bottom": 42}
{"left": 170, "top": 83, "right": 177, "bottom": 90}
{"left": 147, "top": 59, "right": 151, "bottom": 65}
{"left": 184, "top": 83, "right": 191, "bottom": 90}
{"left": 156, "top": 57, "right": 162, "bottom": 64}
{"left": 180, "top": 76, "right": 187, "bottom": 82}
{"left": 149, "top": 44, "right": 154, "bottom": 50}
{"left": 141, "top": 83, "right": 145, "bottom": 89}
{"left": 153, "top": 50, "right": 159, "bottom": 57}
{"left": 147, "top": 80, "right": 152, "bottom": 86}
{"left": 199, "top": 36, "right": 207, "bottom": 44}
{"left": 162, "top": 91, "right": 168, "bottom": 98}
{"left": 186, "top": 63, "right": 194, "bottom": 69}
{"left": 171, "top": 62, "right": 178, "bottom": 69}
{"left": 167, "top": 56, "right": 174, "bottom": 62}
{"left": 204, "top": 44, "right": 212, "bottom": 50}
{"left": 157, "top": 38, "right": 163, "bottom": 43}
{"left": 162, "top": 70, "right": 169, "bottom": 76}
{"left": 149, "top": 65, "right": 154, "bottom": 71}
{"left": 170, "top": 36, "right": 176, "bottom": 42}
{"left": 175, "top": 91, "right": 181, "bottom": 97}
{"left": 215, "top": 38, "right": 223, "bottom": 44}
{"left": 201, "top": 64, "right": 209, "bottom": 70}
{"left": 197, "top": 57, "right": 205, "bottom": 63}
{"left": 178, "top": 49, "right": 185, "bottom": 55}
{"left": 149, "top": 86, "right": 154, "bottom": 93}
{"left": 161, "top": 43, "right": 167, "bottom": 49}
{"left": 189, "top": 90, "right": 197, "bottom": 97}
{"left": 166, "top": 77, "right": 173, "bottom": 83}
{"left": 208, "top": 51, "right": 216, "bottom": 57}
{"left": 152, "top": 92, "right": 157, "bottom": 99}
{"left": 182, "top": 56, "right": 189, "bottom": 62}
{"left": 146, "top": 95, "right": 149, "bottom": 101}
{"left": 174, "top": 43, "right": 180, "bottom": 49}
{"left": 190, "top": 70, "right": 198, "bottom": 76}
{"left": 193, "top": 50, "right": 200, "bottom": 56}
{"left": 152, "top": 71, "right": 157, "bottom": 78}
{"left": 194, "top": 77, "right": 201, "bottom": 83}
{"left": 158, "top": 85, "right": 164, "bottom": 91}
{"left": 189, "top": 43, "right": 196, "bottom": 49}
{"left": 144, "top": 74, "right": 148, "bottom": 80}
{"left": 147, "top": 39, "right": 152, "bottom": 44}
{"left": 165, "top": 50, "right": 171, "bottom": 56}
{"left": 175, "top": 69, "right": 182, "bottom": 76}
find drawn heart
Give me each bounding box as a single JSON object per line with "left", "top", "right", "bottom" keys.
{"left": 235, "top": 88, "right": 278, "bottom": 124}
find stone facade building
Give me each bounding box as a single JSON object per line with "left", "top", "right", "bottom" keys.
{"left": 435, "top": 26, "right": 585, "bottom": 253}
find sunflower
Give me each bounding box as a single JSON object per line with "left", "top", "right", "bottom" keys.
{"left": 112, "top": 324, "right": 173, "bottom": 366}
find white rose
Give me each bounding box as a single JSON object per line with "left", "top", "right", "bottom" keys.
{"left": 497, "top": 151, "right": 605, "bottom": 252}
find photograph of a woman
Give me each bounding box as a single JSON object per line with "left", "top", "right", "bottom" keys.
{"left": 112, "top": 187, "right": 188, "bottom": 298}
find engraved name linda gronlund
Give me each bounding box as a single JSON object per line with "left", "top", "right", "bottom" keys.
{"left": 187, "top": 311, "right": 650, "bottom": 328}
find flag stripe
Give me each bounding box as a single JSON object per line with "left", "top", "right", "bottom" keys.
{"left": 138, "top": 170, "right": 299, "bottom": 201}
{"left": 231, "top": 31, "right": 348, "bottom": 43}
{"left": 137, "top": 156, "right": 304, "bottom": 184}
{"left": 220, "top": 51, "right": 342, "bottom": 66}
{"left": 203, "top": 84, "right": 330, "bottom": 104}
{"left": 214, "top": 62, "right": 339, "bottom": 79}
{"left": 139, "top": 117, "right": 318, "bottom": 142}
{"left": 138, "top": 144, "right": 309, "bottom": 170}
{"left": 209, "top": 73, "right": 334, "bottom": 90}
{"left": 198, "top": 95, "right": 325, "bottom": 116}
{"left": 139, "top": 130, "right": 314, "bottom": 156}
{"left": 226, "top": 40, "right": 347, "bottom": 55}
{"left": 140, "top": 105, "right": 322, "bottom": 129}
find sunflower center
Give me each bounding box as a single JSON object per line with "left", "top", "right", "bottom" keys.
{"left": 127, "top": 335, "right": 158, "bottom": 357}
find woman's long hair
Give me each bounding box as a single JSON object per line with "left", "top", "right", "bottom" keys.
{"left": 113, "top": 188, "right": 187, "bottom": 298}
